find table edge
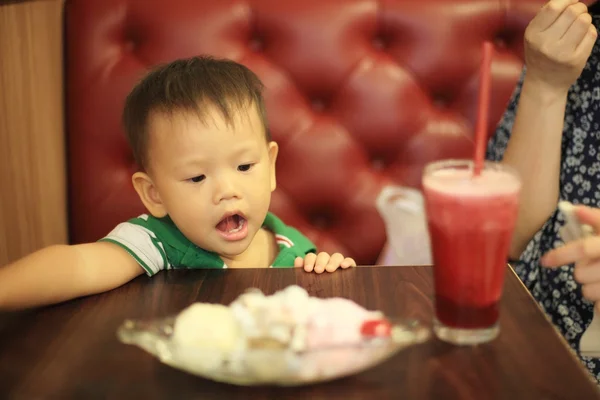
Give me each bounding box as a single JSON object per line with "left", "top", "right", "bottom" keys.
{"left": 506, "top": 263, "right": 594, "bottom": 381}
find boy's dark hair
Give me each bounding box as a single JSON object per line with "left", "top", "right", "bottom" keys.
{"left": 122, "top": 56, "right": 269, "bottom": 170}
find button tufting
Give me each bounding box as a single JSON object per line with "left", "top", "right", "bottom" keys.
{"left": 122, "top": 27, "right": 141, "bottom": 53}
{"left": 310, "top": 212, "right": 333, "bottom": 230}
{"left": 432, "top": 94, "right": 451, "bottom": 109}
{"left": 249, "top": 36, "right": 264, "bottom": 52}
{"left": 123, "top": 40, "right": 137, "bottom": 52}
{"left": 372, "top": 36, "right": 387, "bottom": 50}
{"left": 493, "top": 35, "right": 506, "bottom": 49}
{"left": 311, "top": 98, "right": 326, "bottom": 112}
{"left": 371, "top": 156, "right": 386, "bottom": 171}
{"left": 66, "top": 0, "right": 535, "bottom": 265}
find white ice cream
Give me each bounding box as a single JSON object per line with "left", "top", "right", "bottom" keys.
{"left": 172, "top": 286, "right": 390, "bottom": 355}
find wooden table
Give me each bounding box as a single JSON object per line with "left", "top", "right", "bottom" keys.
{"left": 0, "top": 266, "right": 598, "bottom": 399}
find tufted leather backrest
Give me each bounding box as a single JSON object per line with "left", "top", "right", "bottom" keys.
{"left": 65, "top": 0, "right": 545, "bottom": 265}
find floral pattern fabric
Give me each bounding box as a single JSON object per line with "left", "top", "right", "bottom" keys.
{"left": 487, "top": 17, "right": 600, "bottom": 383}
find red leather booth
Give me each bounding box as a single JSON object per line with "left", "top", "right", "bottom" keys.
{"left": 65, "top": 0, "right": 545, "bottom": 265}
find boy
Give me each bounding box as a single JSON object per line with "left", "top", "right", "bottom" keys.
{"left": 0, "top": 56, "right": 356, "bottom": 310}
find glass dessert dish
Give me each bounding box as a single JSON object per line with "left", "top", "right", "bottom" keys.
{"left": 117, "top": 286, "right": 430, "bottom": 386}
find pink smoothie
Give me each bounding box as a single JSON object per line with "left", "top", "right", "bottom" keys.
{"left": 422, "top": 166, "right": 521, "bottom": 329}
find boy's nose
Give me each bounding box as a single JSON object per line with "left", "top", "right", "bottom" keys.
{"left": 213, "top": 179, "right": 240, "bottom": 204}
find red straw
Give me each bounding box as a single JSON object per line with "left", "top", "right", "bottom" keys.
{"left": 473, "top": 41, "right": 494, "bottom": 176}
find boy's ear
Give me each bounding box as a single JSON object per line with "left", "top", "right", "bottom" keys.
{"left": 132, "top": 172, "right": 168, "bottom": 218}
{"left": 268, "top": 141, "right": 279, "bottom": 192}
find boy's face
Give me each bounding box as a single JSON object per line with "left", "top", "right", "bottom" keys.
{"left": 138, "top": 103, "right": 278, "bottom": 259}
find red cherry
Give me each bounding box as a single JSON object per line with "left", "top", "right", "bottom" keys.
{"left": 360, "top": 319, "right": 392, "bottom": 337}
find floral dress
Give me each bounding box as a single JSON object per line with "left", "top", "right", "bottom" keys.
{"left": 486, "top": 13, "right": 600, "bottom": 383}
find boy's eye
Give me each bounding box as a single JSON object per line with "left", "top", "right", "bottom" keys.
{"left": 238, "top": 164, "right": 253, "bottom": 172}
{"left": 189, "top": 175, "right": 205, "bottom": 183}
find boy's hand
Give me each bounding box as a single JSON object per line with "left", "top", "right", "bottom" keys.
{"left": 541, "top": 206, "right": 600, "bottom": 307}
{"left": 294, "top": 252, "right": 356, "bottom": 274}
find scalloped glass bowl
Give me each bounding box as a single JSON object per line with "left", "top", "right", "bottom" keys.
{"left": 117, "top": 316, "right": 430, "bottom": 386}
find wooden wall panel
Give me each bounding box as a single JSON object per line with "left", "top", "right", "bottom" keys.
{"left": 0, "top": 0, "right": 67, "bottom": 265}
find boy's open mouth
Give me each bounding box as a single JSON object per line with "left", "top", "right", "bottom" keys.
{"left": 216, "top": 213, "right": 246, "bottom": 234}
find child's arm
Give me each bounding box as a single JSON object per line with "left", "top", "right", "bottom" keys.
{"left": 0, "top": 242, "right": 144, "bottom": 310}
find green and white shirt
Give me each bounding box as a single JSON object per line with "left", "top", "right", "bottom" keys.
{"left": 99, "top": 212, "right": 317, "bottom": 276}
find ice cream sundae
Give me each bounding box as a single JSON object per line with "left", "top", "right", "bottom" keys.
{"left": 118, "top": 285, "right": 429, "bottom": 386}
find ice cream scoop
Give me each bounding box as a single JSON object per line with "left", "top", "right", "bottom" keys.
{"left": 172, "top": 303, "right": 241, "bottom": 353}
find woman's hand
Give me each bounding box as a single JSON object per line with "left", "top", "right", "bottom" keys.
{"left": 541, "top": 206, "right": 600, "bottom": 307}
{"left": 524, "top": 0, "right": 597, "bottom": 94}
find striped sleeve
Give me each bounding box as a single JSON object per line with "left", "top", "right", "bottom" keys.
{"left": 99, "top": 218, "right": 171, "bottom": 276}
